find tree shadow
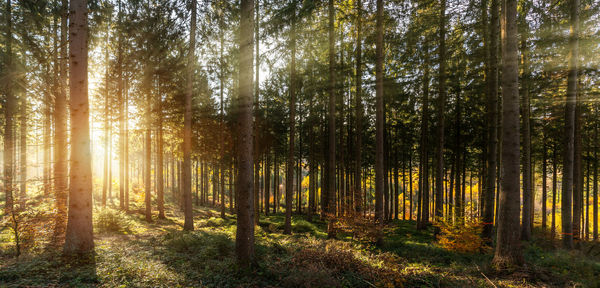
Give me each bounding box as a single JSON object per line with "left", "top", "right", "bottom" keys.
{"left": 0, "top": 251, "right": 98, "bottom": 287}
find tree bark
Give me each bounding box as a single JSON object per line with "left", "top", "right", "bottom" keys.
{"left": 492, "top": 0, "right": 522, "bottom": 268}
{"left": 374, "top": 0, "right": 385, "bottom": 227}
{"left": 354, "top": 0, "right": 363, "bottom": 214}
{"left": 483, "top": 0, "right": 499, "bottom": 241}
{"left": 520, "top": 32, "right": 532, "bottom": 241}
{"left": 182, "top": 0, "right": 196, "bottom": 231}
{"left": 326, "top": 0, "right": 337, "bottom": 238}
{"left": 64, "top": 0, "right": 94, "bottom": 254}
{"left": 236, "top": 0, "right": 255, "bottom": 268}
{"left": 561, "top": 0, "right": 579, "bottom": 250}
{"left": 284, "top": 2, "right": 297, "bottom": 234}
{"left": 435, "top": 0, "right": 447, "bottom": 224}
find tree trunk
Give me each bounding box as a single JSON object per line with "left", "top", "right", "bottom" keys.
{"left": 551, "top": 146, "right": 557, "bottom": 239}
{"left": 284, "top": 3, "right": 297, "bottom": 234}
{"left": 435, "top": 0, "right": 447, "bottom": 224}
{"left": 561, "top": 0, "right": 579, "bottom": 250}
{"left": 19, "top": 95, "right": 27, "bottom": 198}
{"left": 492, "top": 0, "right": 522, "bottom": 268}
{"left": 542, "top": 140, "right": 547, "bottom": 232}
{"left": 64, "top": 0, "right": 94, "bottom": 254}
{"left": 236, "top": 0, "right": 255, "bottom": 268}
{"left": 354, "top": 0, "right": 363, "bottom": 214}
{"left": 374, "top": 0, "right": 385, "bottom": 227}
{"left": 521, "top": 32, "right": 532, "bottom": 241}
{"left": 417, "top": 39, "right": 430, "bottom": 230}
{"left": 594, "top": 118, "right": 598, "bottom": 241}
{"left": 326, "top": 0, "right": 337, "bottom": 238}
{"left": 483, "top": 0, "right": 499, "bottom": 241}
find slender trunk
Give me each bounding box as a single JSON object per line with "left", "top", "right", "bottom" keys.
{"left": 435, "top": 0, "right": 447, "bottom": 224}
{"left": 3, "top": 0, "right": 14, "bottom": 215}
{"left": 417, "top": 39, "right": 430, "bottom": 229}
{"left": 561, "top": 0, "right": 579, "bottom": 250}
{"left": 327, "top": 0, "right": 337, "bottom": 237}
{"left": 284, "top": 3, "right": 297, "bottom": 234}
{"left": 594, "top": 118, "right": 598, "bottom": 241}
{"left": 354, "top": 0, "right": 363, "bottom": 214}
{"left": 483, "top": 0, "right": 499, "bottom": 241}
{"left": 374, "top": 0, "right": 384, "bottom": 226}
{"left": 542, "top": 140, "right": 548, "bottom": 231}
{"left": 64, "top": 0, "right": 94, "bottom": 254}
{"left": 236, "top": 0, "right": 255, "bottom": 267}
{"left": 552, "top": 146, "right": 557, "bottom": 239}
{"left": 19, "top": 95, "right": 26, "bottom": 198}
{"left": 521, "top": 32, "right": 532, "bottom": 241}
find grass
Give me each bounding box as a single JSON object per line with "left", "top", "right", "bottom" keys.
{"left": 1, "top": 202, "right": 600, "bottom": 287}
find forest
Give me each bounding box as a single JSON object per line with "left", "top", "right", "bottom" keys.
{"left": 1, "top": 0, "right": 600, "bottom": 287}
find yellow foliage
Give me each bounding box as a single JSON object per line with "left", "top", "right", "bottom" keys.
{"left": 435, "top": 220, "right": 490, "bottom": 254}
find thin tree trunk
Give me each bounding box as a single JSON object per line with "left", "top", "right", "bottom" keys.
{"left": 374, "top": 0, "right": 384, "bottom": 226}
{"left": 594, "top": 118, "right": 598, "bottom": 241}
{"left": 326, "top": 0, "right": 337, "bottom": 238}
{"left": 562, "top": 0, "right": 579, "bottom": 250}
{"left": 483, "top": 0, "right": 499, "bottom": 241}
{"left": 284, "top": 2, "right": 297, "bottom": 234}
{"left": 417, "top": 39, "right": 430, "bottom": 230}
{"left": 552, "top": 146, "right": 557, "bottom": 239}
{"left": 354, "top": 0, "right": 363, "bottom": 215}
{"left": 435, "top": 0, "right": 447, "bottom": 224}
{"left": 521, "top": 32, "right": 532, "bottom": 241}
{"left": 542, "top": 140, "right": 547, "bottom": 232}
{"left": 236, "top": 0, "right": 255, "bottom": 267}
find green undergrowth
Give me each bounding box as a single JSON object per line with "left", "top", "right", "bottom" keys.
{"left": 2, "top": 206, "right": 600, "bottom": 287}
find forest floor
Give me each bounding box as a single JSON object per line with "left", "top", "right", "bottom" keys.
{"left": 1, "top": 201, "right": 600, "bottom": 287}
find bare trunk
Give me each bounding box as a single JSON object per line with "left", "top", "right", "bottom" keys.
{"left": 64, "top": 0, "right": 94, "bottom": 254}
{"left": 561, "top": 0, "right": 579, "bottom": 249}
{"left": 492, "top": 0, "right": 522, "bottom": 268}
{"left": 435, "top": 0, "right": 447, "bottom": 223}
{"left": 236, "top": 0, "right": 255, "bottom": 267}
{"left": 374, "top": 0, "right": 384, "bottom": 226}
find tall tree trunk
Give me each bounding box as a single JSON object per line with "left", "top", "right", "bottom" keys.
{"left": 326, "top": 0, "right": 337, "bottom": 237}
{"left": 124, "top": 77, "right": 129, "bottom": 212}
{"left": 594, "top": 118, "right": 598, "bottom": 241}
{"left": 551, "top": 146, "right": 557, "bottom": 239}
{"left": 562, "top": 0, "right": 579, "bottom": 250}
{"left": 19, "top": 95, "right": 26, "bottom": 198}
{"left": 417, "top": 39, "right": 430, "bottom": 230}
{"left": 483, "top": 0, "right": 499, "bottom": 241}
{"left": 253, "top": 0, "right": 261, "bottom": 224}
{"left": 435, "top": 0, "right": 447, "bottom": 224}
{"left": 182, "top": 0, "right": 196, "bottom": 230}
{"left": 236, "top": 0, "right": 255, "bottom": 268}
{"left": 354, "top": 0, "right": 363, "bottom": 214}
{"left": 520, "top": 32, "right": 532, "bottom": 241}
{"left": 102, "top": 19, "right": 110, "bottom": 207}
{"left": 64, "top": 0, "right": 94, "bottom": 254}
{"left": 374, "top": 0, "right": 385, "bottom": 226}
{"left": 145, "top": 129, "right": 152, "bottom": 221}
{"left": 52, "top": 0, "right": 69, "bottom": 242}
{"left": 492, "top": 0, "right": 522, "bottom": 268}
{"left": 157, "top": 83, "right": 165, "bottom": 219}
{"left": 117, "top": 0, "right": 125, "bottom": 210}
{"left": 542, "top": 140, "right": 547, "bottom": 232}
{"left": 573, "top": 104, "right": 582, "bottom": 241}
{"left": 284, "top": 2, "right": 297, "bottom": 234}
{"left": 3, "top": 0, "right": 14, "bottom": 215}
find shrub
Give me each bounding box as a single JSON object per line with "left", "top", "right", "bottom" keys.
{"left": 94, "top": 209, "right": 133, "bottom": 234}
{"left": 333, "top": 212, "right": 382, "bottom": 243}
{"left": 435, "top": 219, "right": 489, "bottom": 254}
